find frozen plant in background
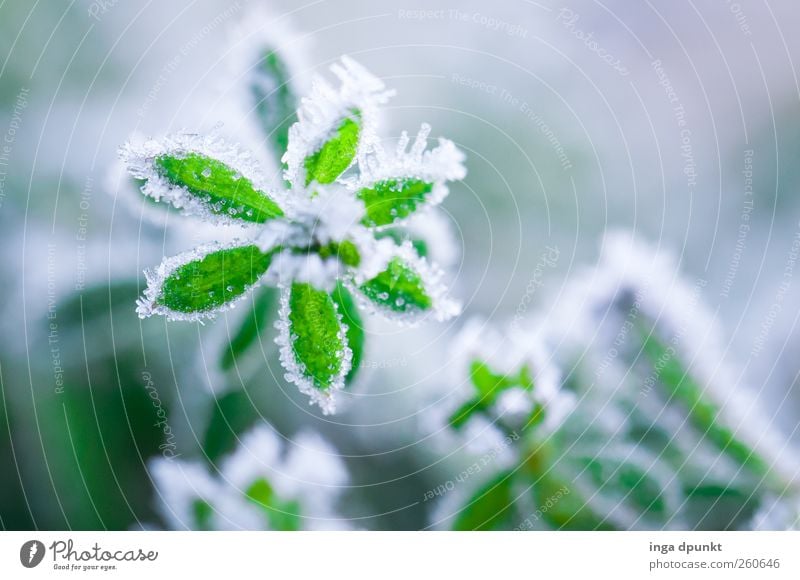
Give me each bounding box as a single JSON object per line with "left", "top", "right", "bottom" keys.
{"left": 121, "top": 56, "right": 465, "bottom": 414}
{"left": 433, "top": 232, "right": 800, "bottom": 531}
{"left": 150, "top": 425, "right": 348, "bottom": 530}
{"left": 440, "top": 317, "right": 570, "bottom": 446}
{"left": 551, "top": 230, "right": 800, "bottom": 491}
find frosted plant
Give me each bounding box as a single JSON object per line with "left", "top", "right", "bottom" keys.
{"left": 121, "top": 56, "right": 465, "bottom": 414}
{"left": 551, "top": 230, "right": 800, "bottom": 491}
{"left": 440, "top": 318, "right": 570, "bottom": 446}
{"left": 150, "top": 425, "right": 349, "bottom": 530}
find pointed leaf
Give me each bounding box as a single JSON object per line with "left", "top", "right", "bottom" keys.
{"left": 359, "top": 257, "right": 432, "bottom": 313}
{"left": 303, "top": 110, "right": 360, "bottom": 185}
{"left": 330, "top": 283, "right": 364, "bottom": 384}
{"left": 357, "top": 248, "right": 460, "bottom": 322}
{"left": 154, "top": 153, "right": 283, "bottom": 223}
{"left": 358, "top": 178, "right": 434, "bottom": 227}
{"left": 283, "top": 57, "right": 394, "bottom": 188}
{"left": 121, "top": 134, "right": 284, "bottom": 225}
{"left": 355, "top": 125, "right": 466, "bottom": 226}
{"left": 276, "top": 282, "right": 351, "bottom": 413}
{"left": 250, "top": 50, "right": 298, "bottom": 160}
{"left": 138, "top": 243, "right": 279, "bottom": 320}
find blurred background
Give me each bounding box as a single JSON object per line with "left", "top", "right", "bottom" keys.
{"left": 1, "top": 0, "right": 799, "bottom": 530}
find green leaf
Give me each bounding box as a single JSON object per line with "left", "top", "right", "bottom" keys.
{"left": 359, "top": 257, "right": 432, "bottom": 313}
{"left": 578, "top": 453, "right": 671, "bottom": 522}
{"left": 358, "top": 178, "right": 434, "bottom": 227}
{"left": 682, "top": 483, "right": 761, "bottom": 530}
{"left": 331, "top": 283, "right": 364, "bottom": 384}
{"left": 154, "top": 152, "right": 284, "bottom": 223}
{"left": 250, "top": 50, "right": 297, "bottom": 161}
{"left": 469, "top": 360, "right": 533, "bottom": 398}
{"left": 155, "top": 245, "right": 278, "bottom": 315}
{"left": 317, "top": 239, "right": 361, "bottom": 267}
{"left": 192, "top": 499, "right": 214, "bottom": 530}
{"left": 304, "top": 110, "right": 360, "bottom": 185}
{"left": 531, "top": 473, "right": 613, "bottom": 531}
{"left": 638, "top": 328, "right": 773, "bottom": 483}
{"left": 220, "top": 286, "right": 278, "bottom": 371}
{"left": 453, "top": 471, "right": 518, "bottom": 530}
{"left": 287, "top": 282, "right": 348, "bottom": 390}
{"left": 447, "top": 398, "right": 485, "bottom": 430}
{"left": 245, "top": 478, "right": 303, "bottom": 531}
{"left": 202, "top": 389, "right": 261, "bottom": 463}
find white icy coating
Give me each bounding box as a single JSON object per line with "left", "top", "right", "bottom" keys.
{"left": 351, "top": 124, "right": 467, "bottom": 226}
{"left": 348, "top": 240, "right": 462, "bottom": 325}
{"left": 403, "top": 208, "right": 461, "bottom": 269}
{"left": 265, "top": 251, "right": 342, "bottom": 292}
{"left": 550, "top": 230, "right": 800, "bottom": 484}
{"left": 444, "top": 317, "right": 571, "bottom": 436}
{"left": 283, "top": 56, "right": 395, "bottom": 188}
{"left": 149, "top": 458, "right": 261, "bottom": 531}
{"left": 274, "top": 283, "right": 353, "bottom": 414}
{"left": 283, "top": 187, "right": 366, "bottom": 244}
{"left": 150, "top": 426, "right": 350, "bottom": 530}
{"left": 119, "top": 132, "right": 284, "bottom": 227}
{"left": 136, "top": 239, "right": 265, "bottom": 322}
{"left": 750, "top": 496, "right": 800, "bottom": 530}
{"left": 221, "top": 426, "right": 349, "bottom": 529}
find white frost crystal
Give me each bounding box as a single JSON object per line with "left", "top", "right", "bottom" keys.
{"left": 353, "top": 123, "right": 467, "bottom": 223}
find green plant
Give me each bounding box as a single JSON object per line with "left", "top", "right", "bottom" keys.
{"left": 121, "top": 57, "right": 465, "bottom": 413}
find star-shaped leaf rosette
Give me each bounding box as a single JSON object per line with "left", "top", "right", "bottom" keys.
{"left": 121, "top": 57, "right": 465, "bottom": 414}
